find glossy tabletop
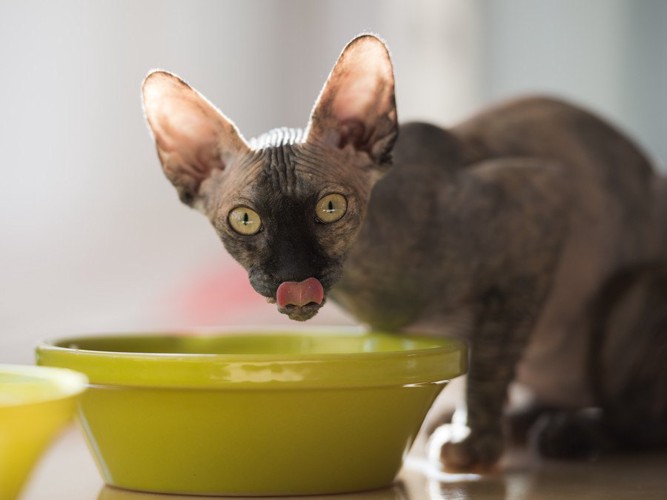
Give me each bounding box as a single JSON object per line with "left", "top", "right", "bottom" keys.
{"left": 23, "top": 424, "right": 667, "bottom": 500}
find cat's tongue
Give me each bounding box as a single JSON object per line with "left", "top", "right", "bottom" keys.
{"left": 276, "top": 277, "right": 324, "bottom": 308}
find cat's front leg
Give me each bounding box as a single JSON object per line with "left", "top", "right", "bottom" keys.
{"left": 440, "top": 287, "right": 539, "bottom": 470}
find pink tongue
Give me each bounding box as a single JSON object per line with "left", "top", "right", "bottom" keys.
{"left": 276, "top": 277, "right": 325, "bottom": 308}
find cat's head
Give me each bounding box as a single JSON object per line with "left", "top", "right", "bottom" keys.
{"left": 141, "top": 34, "right": 397, "bottom": 321}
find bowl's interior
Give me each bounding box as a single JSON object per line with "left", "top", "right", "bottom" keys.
{"left": 0, "top": 365, "right": 87, "bottom": 407}
{"left": 36, "top": 330, "right": 467, "bottom": 389}
{"left": 49, "top": 329, "right": 451, "bottom": 355}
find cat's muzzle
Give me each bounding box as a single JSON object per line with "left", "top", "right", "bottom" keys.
{"left": 278, "top": 302, "right": 325, "bottom": 321}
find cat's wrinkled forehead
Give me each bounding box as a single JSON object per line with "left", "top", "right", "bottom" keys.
{"left": 210, "top": 127, "right": 302, "bottom": 199}
{"left": 241, "top": 127, "right": 350, "bottom": 200}
{"left": 249, "top": 128, "right": 306, "bottom": 196}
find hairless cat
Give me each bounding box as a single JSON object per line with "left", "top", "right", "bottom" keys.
{"left": 142, "top": 34, "right": 667, "bottom": 468}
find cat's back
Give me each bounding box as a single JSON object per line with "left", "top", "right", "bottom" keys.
{"left": 391, "top": 96, "right": 659, "bottom": 255}
{"left": 392, "top": 95, "right": 655, "bottom": 190}
{"left": 455, "top": 96, "right": 656, "bottom": 207}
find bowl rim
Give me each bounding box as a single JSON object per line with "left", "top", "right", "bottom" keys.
{"left": 0, "top": 364, "right": 88, "bottom": 407}
{"left": 36, "top": 328, "right": 467, "bottom": 390}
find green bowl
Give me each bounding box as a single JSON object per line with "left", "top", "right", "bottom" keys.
{"left": 0, "top": 365, "right": 87, "bottom": 500}
{"left": 36, "top": 330, "right": 466, "bottom": 496}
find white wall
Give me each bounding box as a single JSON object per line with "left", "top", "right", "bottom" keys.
{"left": 480, "top": 0, "right": 667, "bottom": 168}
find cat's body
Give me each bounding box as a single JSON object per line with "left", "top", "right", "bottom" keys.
{"left": 142, "top": 35, "right": 667, "bottom": 468}
{"left": 337, "top": 97, "right": 664, "bottom": 408}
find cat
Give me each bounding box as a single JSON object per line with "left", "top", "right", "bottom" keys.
{"left": 141, "top": 34, "right": 667, "bottom": 469}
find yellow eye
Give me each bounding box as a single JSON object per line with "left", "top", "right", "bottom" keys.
{"left": 228, "top": 206, "right": 262, "bottom": 235}
{"left": 316, "top": 193, "right": 347, "bottom": 223}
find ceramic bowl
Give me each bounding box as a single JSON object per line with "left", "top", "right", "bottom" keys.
{"left": 0, "top": 364, "right": 87, "bottom": 500}
{"left": 36, "top": 330, "right": 466, "bottom": 496}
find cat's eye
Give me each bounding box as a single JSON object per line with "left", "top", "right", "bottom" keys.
{"left": 316, "top": 193, "right": 347, "bottom": 223}
{"left": 228, "top": 206, "right": 262, "bottom": 235}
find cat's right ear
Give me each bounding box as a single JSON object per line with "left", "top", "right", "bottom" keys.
{"left": 142, "top": 71, "right": 250, "bottom": 207}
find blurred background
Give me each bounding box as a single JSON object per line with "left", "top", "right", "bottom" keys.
{"left": 2, "top": 0, "right": 666, "bottom": 363}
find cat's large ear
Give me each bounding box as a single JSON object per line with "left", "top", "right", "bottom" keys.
{"left": 142, "top": 71, "right": 250, "bottom": 206}
{"left": 305, "top": 34, "right": 398, "bottom": 164}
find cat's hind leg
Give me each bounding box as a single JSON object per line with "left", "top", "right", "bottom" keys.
{"left": 591, "top": 263, "right": 667, "bottom": 451}
{"left": 524, "top": 264, "right": 667, "bottom": 459}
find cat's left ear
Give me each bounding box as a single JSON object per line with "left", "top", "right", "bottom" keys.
{"left": 306, "top": 34, "right": 398, "bottom": 164}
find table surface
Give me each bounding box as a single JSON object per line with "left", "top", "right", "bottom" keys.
{"left": 22, "top": 424, "right": 667, "bottom": 500}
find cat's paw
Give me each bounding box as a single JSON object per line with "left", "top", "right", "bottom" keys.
{"left": 529, "top": 409, "right": 612, "bottom": 459}
{"left": 441, "top": 431, "right": 504, "bottom": 471}
{"left": 429, "top": 422, "right": 503, "bottom": 471}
